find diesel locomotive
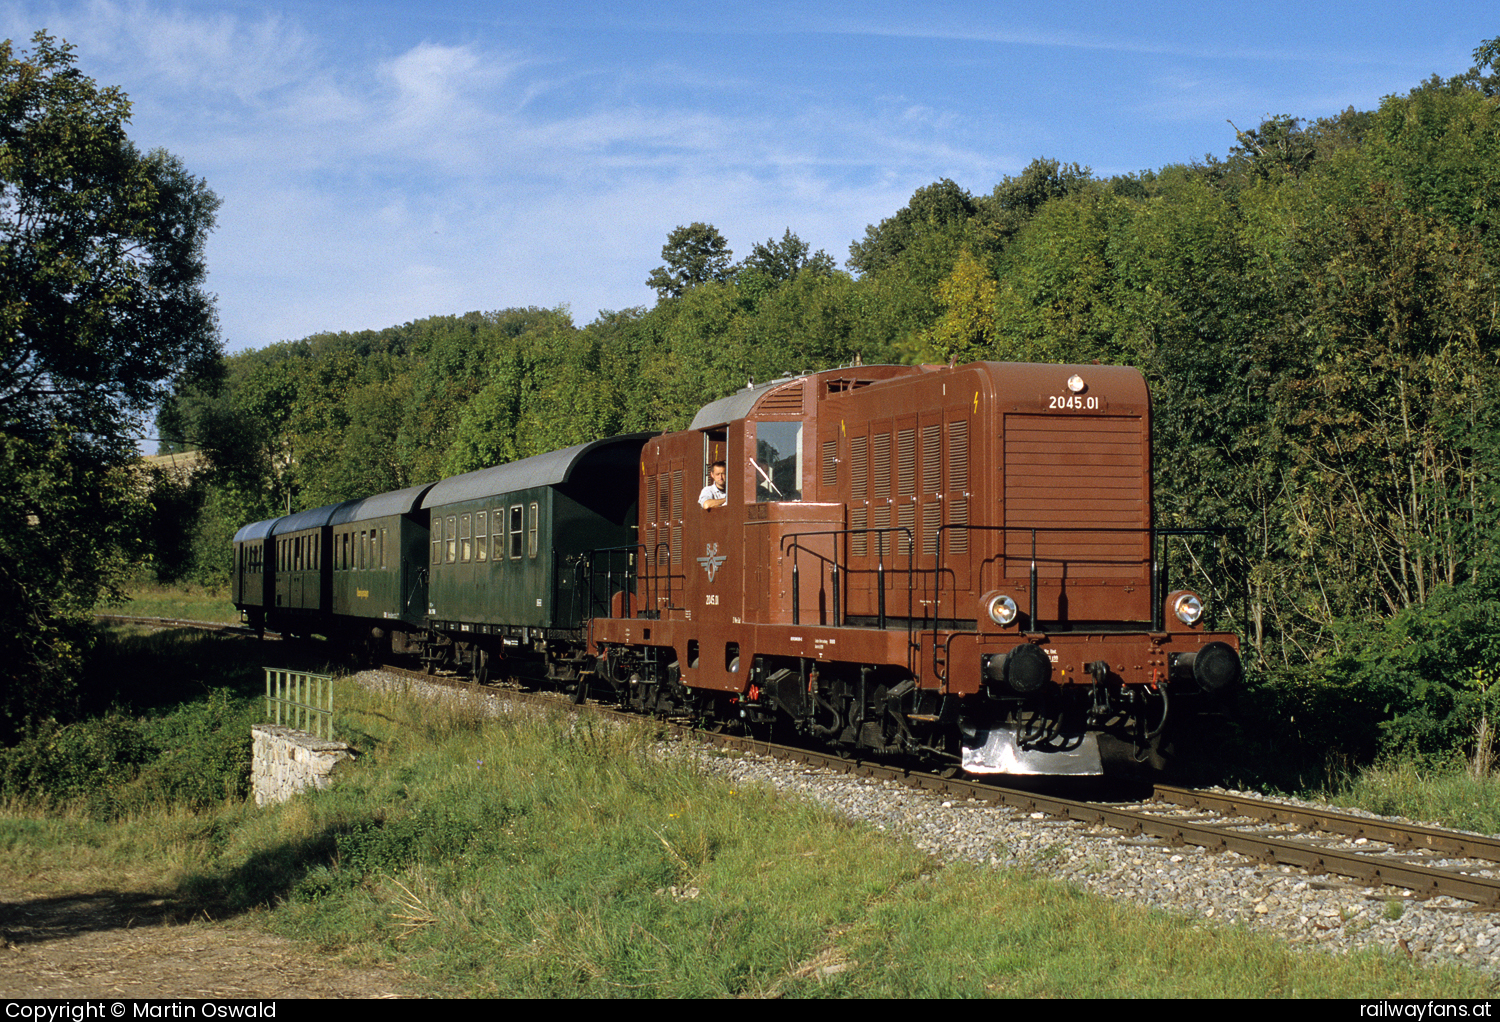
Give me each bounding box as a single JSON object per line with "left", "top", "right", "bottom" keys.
{"left": 233, "top": 361, "right": 1243, "bottom": 775}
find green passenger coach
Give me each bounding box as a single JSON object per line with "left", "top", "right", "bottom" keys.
{"left": 421, "top": 435, "right": 654, "bottom": 677}
{"left": 329, "top": 481, "right": 437, "bottom": 631}
{"left": 268, "top": 502, "right": 345, "bottom": 636}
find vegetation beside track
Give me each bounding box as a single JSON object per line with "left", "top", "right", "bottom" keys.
{"left": 100, "top": 581, "right": 239, "bottom": 625}
{"left": 1, "top": 626, "right": 1495, "bottom": 997}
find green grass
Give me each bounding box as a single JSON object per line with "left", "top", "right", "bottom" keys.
{"left": 2, "top": 635, "right": 1496, "bottom": 997}
{"left": 1317, "top": 759, "right": 1500, "bottom": 835}
{"left": 102, "top": 581, "right": 238, "bottom": 623}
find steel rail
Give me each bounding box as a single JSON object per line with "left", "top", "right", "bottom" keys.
{"left": 670, "top": 734, "right": 1500, "bottom": 907}
{"left": 367, "top": 662, "right": 1500, "bottom": 908}
{"left": 1151, "top": 785, "right": 1500, "bottom": 863}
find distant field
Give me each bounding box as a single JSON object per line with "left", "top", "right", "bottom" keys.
{"left": 102, "top": 583, "right": 239, "bottom": 624}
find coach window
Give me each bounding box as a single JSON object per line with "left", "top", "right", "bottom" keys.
{"left": 476, "top": 511, "right": 487, "bottom": 563}
{"left": 753, "top": 421, "right": 803, "bottom": 502}
{"left": 432, "top": 517, "right": 443, "bottom": 565}
{"left": 528, "top": 502, "right": 539, "bottom": 558}
{"left": 509, "top": 505, "right": 524, "bottom": 560}
{"left": 381, "top": 528, "right": 388, "bottom": 570}
{"left": 446, "top": 516, "right": 458, "bottom": 563}
{"left": 461, "top": 513, "right": 472, "bottom": 563}
{"left": 492, "top": 506, "right": 505, "bottom": 563}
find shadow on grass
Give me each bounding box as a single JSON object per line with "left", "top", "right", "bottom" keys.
{"left": 86, "top": 628, "right": 350, "bottom": 717}
{"left": 0, "top": 889, "right": 184, "bottom": 946}
{"left": 171, "top": 820, "right": 365, "bottom": 922}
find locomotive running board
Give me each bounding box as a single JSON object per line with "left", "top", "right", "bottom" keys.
{"left": 960, "top": 727, "right": 1103, "bottom": 776}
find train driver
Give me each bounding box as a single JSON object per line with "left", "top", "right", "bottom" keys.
{"left": 699, "top": 461, "right": 728, "bottom": 509}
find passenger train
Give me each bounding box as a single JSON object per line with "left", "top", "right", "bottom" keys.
{"left": 233, "top": 361, "right": 1242, "bottom": 775}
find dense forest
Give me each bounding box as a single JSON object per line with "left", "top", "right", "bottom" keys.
{"left": 134, "top": 38, "right": 1500, "bottom": 769}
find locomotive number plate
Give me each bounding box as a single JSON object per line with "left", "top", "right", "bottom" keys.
{"left": 1048, "top": 395, "right": 1100, "bottom": 411}
{"left": 705, "top": 594, "right": 719, "bottom": 605}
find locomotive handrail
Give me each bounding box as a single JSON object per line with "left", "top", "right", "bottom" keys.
{"left": 926, "top": 523, "right": 1242, "bottom": 686}
{"left": 580, "top": 541, "right": 686, "bottom": 620}
{"left": 778, "top": 527, "right": 917, "bottom": 653}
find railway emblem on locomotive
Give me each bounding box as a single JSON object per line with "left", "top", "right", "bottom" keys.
{"left": 698, "top": 543, "right": 727, "bottom": 582}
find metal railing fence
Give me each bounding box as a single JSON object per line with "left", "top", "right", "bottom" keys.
{"left": 264, "top": 668, "right": 334, "bottom": 739}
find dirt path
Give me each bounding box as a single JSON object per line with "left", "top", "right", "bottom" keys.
{"left": 0, "top": 878, "right": 408, "bottom": 999}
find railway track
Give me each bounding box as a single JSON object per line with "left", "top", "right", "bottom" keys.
{"left": 89, "top": 627, "right": 1497, "bottom": 913}
{"left": 364, "top": 660, "right": 1500, "bottom": 910}
{"left": 96, "top": 613, "right": 273, "bottom": 637}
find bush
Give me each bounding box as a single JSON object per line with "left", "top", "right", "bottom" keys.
{"left": 1290, "top": 569, "right": 1500, "bottom": 764}
{"left": 0, "top": 693, "right": 256, "bottom": 817}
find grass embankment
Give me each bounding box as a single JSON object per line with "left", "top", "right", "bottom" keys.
{"left": 1319, "top": 762, "right": 1500, "bottom": 836}
{"left": 1, "top": 627, "right": 1494, "bottom": 997}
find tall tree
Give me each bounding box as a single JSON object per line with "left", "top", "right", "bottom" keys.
{"left": 646, "top": 222, "right": 733, "bottom": 300}
{"left": 738, "top": 228, "right": 834, "bottom": 283}
{"left": 0, "top": 33, "right": 221, "bottom": 443}
{"left": 0, "top": 33, "right": 221, "bottom": 733}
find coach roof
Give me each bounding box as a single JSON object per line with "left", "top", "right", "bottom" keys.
{"left": 421, "top": 433, "right": 655, "bottom": 509}
{"left": 331, "top": 482, "right": 438, "bottom": 525}
{"left": 270, "top": 501, "right": 355, "bottom": 535}
{"left": 233, "top": 517, "right": 280, "bottom": 543}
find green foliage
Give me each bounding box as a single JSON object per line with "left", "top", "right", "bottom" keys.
{"left": 646, "top": 222, "right": 734, "bottom": 300}
{"left": 847, "top": 178, "right": 979, "bottom": 275}
{"left": 1299, "top": 571, "right": 1500, "bottom": 762}
{"left": 0, "top": 694, "right": 255, "bottom": 817}
{"left": 737, "top": 228, "right": 835, "bottom": 286}
{"left": 0, "top": 624, "right": 275, "bottom": 811}
{"left": 0, "top": 33, "right": 220, "bottom": 730}
{"left": 975, "top": 157, "right": 1094, "bottom": 247}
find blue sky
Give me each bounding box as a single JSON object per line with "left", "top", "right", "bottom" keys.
{"left": 3, "top": 1, "right": 1495, "bottom": 354}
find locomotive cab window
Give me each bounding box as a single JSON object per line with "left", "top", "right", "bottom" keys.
{"left": 701, "top": 428, "right": 728, "bottom": 505}
{"left": 753, "top": 421, "right": 803, "bottom": 502}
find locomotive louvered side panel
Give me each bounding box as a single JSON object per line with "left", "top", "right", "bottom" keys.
{"left": 896, "top": 429, "right": 916, "bottom": 496}
{"left": 921, "top": 424, "right": 941, "bottom": 494}
{"left": 1004, "top": 414, "right": 1148, "bottom": 579}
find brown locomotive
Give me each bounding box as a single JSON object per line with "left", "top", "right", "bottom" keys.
{"left": 587, "top": 361, "right": 1241, "bottom": 775}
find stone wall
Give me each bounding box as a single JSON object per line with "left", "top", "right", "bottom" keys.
{"left": 252, "top": 724, "right": 357, "bottom": 806}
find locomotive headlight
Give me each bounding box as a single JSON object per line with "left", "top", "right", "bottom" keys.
{"left": 987, "top": 594, "right": 1019, "bottom": 626}
{"left": 1173, "top": 592, "right": 1204, "bottom": 626}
